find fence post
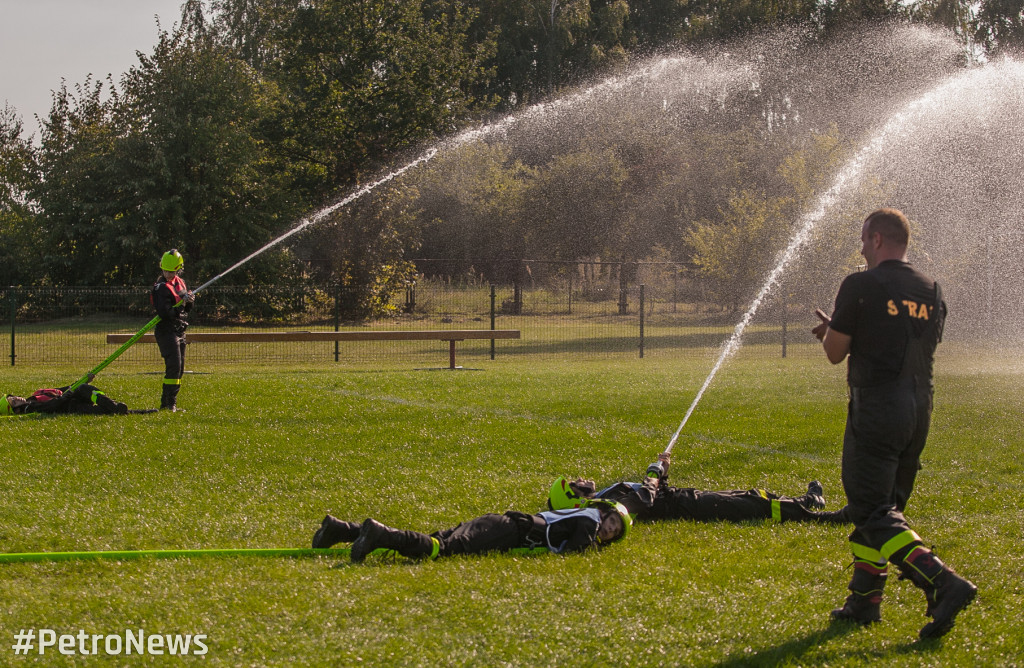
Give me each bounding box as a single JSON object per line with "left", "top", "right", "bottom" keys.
{"left": 334, "top": 280, "right": 341, "bottom": 363}
{"left": 780, "top": 289, "right": 787, "bottom": 359}
{"left": 490, "top": 284, "right": 496, "bottom": 360}
{"left": 618, "top": 263, "right": 628, "bottom": 315}
{"left": 639, "top": 284, "right": 645, "bottom": 359}
{"left": 568, "top": 274, "right": 573, "bottom": 315}
{"left": 8, "top": 287, "right": 16, "bottom": 366}
{"left": 673, "top": 269, "right": 678, "bottom": 313}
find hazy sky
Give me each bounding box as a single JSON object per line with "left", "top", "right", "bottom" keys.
{"left": 0, "top": 0, "right": 185, "bottom": 134}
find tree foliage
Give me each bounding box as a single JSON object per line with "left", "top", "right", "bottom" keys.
{"left": 6, "top": 0, "right": 1024, "bottom": 320}
{"left": 0, "top": 105, "right": 41, "bottom": 286}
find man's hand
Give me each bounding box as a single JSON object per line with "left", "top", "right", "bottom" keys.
{"left": 812, "top": 308, "right": 831, "bottom": 341}
{"left": 569, "top": 479, "right": 596, "bottom": 497}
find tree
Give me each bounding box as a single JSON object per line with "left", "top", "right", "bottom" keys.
{"left": 685, "top": 124, "right": 878, "bottom": 311}
{"left": 974, "top": 0, "right": 1024, "bottom": 54}
{"left": 0, "top": 105, "right": 41, "bottom": 286}
{"left": 31, "top": 25, "right": 299, "bottom": 288}
{"left": 520, "top": 148, "right": 631, "bottom": 260}
{"left": 687, "top": 189, "right": 791, "bottom": 310}
{"left": 292, "top": 183, "right": 423, "bottom": 320}
{"left": 251, "top": 0, "right": 494, "bottom": 200}
{"left": 32, "top": 78, "right": 125, "bottom": 285}
{"left": 115, "top": 26, "right": 300, "bottom": 286}
{"left": 413, "top": 141, "right": 533, "bottom": 272}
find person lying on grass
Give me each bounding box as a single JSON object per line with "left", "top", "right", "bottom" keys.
{"left": 312, "top": 498, "right": 632, "bottom": 563}
{"left": 2, "top": 378, "right": 156, "bottom": 416}
{"left": 549, "top": 452, "right": 849, "bottom": 525}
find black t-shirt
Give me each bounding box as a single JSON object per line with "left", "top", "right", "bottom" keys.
{"left": 829, "top": 260, "right": 945, "bottom": 388}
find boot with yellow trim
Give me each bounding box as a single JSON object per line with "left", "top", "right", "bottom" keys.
{"left": 350, "top": 518, "right": 439, "bottom": 563}
{"left": 892, "top": 544, "right": 977, "bottom": 639}
{"left": 830, "top": 561, "right": 887, "bottom": 625}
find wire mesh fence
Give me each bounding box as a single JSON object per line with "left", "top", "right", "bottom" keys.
{"left": 1, "top": 275, "right": 815, "bottom": 370}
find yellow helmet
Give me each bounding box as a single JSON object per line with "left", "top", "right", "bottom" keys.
{"left": 548, "top": 477, "right": 586, "bottom": 510}
{"left": 2, "top": 396, "right": 15, "bottom": 416}
{"left": 160, "top": 249, "right": 184, "bottom": 272}
{"left": 586, "top": 498, "right": 632, "bottom": 543}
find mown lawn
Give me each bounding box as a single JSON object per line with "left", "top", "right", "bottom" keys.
{"left": 1, "top": 349, "right": 1021, "bottom": 666}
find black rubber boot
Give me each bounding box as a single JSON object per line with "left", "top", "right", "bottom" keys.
{"left": 312, "top": 515, "right": 362, "bottom": 548}
{"left": 796, "top": 480, "right": 826, "bottom": 510}
{"left": 350, "top": 519, "right": 436, "bottom": 563}
{"left": 831, "top": 564, "right": 887, "bottom": 625}
{"left": 894, "top": 547, "right": 977, "bottom": 639}
{"left": 160, "top": 383, "right": 180, "bottom": 411}
{"left": 920, "top": 569, "right": 977, "bottom": 639}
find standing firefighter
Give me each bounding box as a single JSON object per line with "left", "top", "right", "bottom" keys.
{"left": 152, "top": 249, "right": 194, "bottom": 411}
{"left": 311, "top": 499, "right": 631, "bottom": 562}
{"left": 812, "top": 208, "right": 976, "bottom": 639}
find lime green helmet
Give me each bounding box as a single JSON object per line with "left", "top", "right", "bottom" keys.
{"left": 160, "top": 249, "right": 184, "bottom": 272}
{"left": 548, "top": 476, "right": 586, "bottom": 510}
{"left": 2, "top": 396, "right": 14, "bottom": 416}
{"left": 585, "top": 498, "right": 632, "bottom": 543}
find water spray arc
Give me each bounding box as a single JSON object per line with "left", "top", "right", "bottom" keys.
{"left": 65, "top": 150, "right": 438, "bottom": 392}
{"left": 67, "top": 54, "right": 752, "bottom": 390}
{"left": 664, "top": 61, "right": 1019, "bottom": 454}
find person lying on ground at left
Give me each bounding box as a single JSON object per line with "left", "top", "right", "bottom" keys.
{"left": 549, "top": 452, "right": 849, "bottom": 525}
{"left": 2, "top": 378, "right": 156, "bottom": 416}
{"left": 311, "top": 498, "right": 632, "bottom": 563}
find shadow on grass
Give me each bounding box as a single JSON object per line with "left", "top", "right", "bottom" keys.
{"left": 711, "top": 621, "right": 940, "bottom": 667}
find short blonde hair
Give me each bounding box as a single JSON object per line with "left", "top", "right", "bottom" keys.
{"left": 865, "top": 208, "right": 910, "bottom": 246}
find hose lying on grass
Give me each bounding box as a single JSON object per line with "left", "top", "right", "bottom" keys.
{"left": 0, "top": 546, "right": 550, "bottom": 564}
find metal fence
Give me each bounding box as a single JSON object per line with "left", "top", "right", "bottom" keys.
{"left": 1, "top": 277, "right": 812, "bottom": 370}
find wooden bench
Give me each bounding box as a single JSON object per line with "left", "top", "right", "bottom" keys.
{"left": 106, "top": 330, "right": 521, "bottom": 369}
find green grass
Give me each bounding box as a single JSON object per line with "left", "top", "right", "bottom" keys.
{"left": 1, "top": 352, "right": 1021, "bottom": 666}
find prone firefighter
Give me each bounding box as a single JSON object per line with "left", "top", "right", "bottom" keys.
{"left": 548, "top": 452, "right": 848, "bottom": 525}
{"left": 312, "top": 498, "right": 632, "bottom": 563}
{"left": 2, "top": 381, "right": 154, "bottom": 416}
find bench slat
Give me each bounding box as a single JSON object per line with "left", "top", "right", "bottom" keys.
{"left": 106, "top": 330, "right": 521, "bottom": 344}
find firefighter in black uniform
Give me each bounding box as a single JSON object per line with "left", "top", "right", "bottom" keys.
{"left": 2, "top": 379, "right": 154, "bottom": 416}
{"left": 547, "top": 452, "right": 848, "bottom": 525}
{"left": 310, "top": 499, "right": 631, "bottom": 562}
{"left": 151, "top": 249, "right": 194, "bottom": 411}
{"left": 812, "top": 208, "right": 976, "bottom": 639}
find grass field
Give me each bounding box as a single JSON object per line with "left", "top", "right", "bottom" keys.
{"left": 1, "top": 348, "right": 1021, "bottom": 666}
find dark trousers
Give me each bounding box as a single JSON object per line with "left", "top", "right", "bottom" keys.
{"left": 30, "top": 384, "right": 126, "bottom": 415}
{"left": 842, "top": 376, "right": 932, "bottom": 553}
{"left": 156, "top": 330, "right": 186, "bottom": 380}
{"left": 155, "top": 329, "right": 186, "bottom": 407}
{"left": 432, "top": 512, "right": 531, "bottom": 557}
{"left": 648, "top": 488, "right": 830, "bottom": 523}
